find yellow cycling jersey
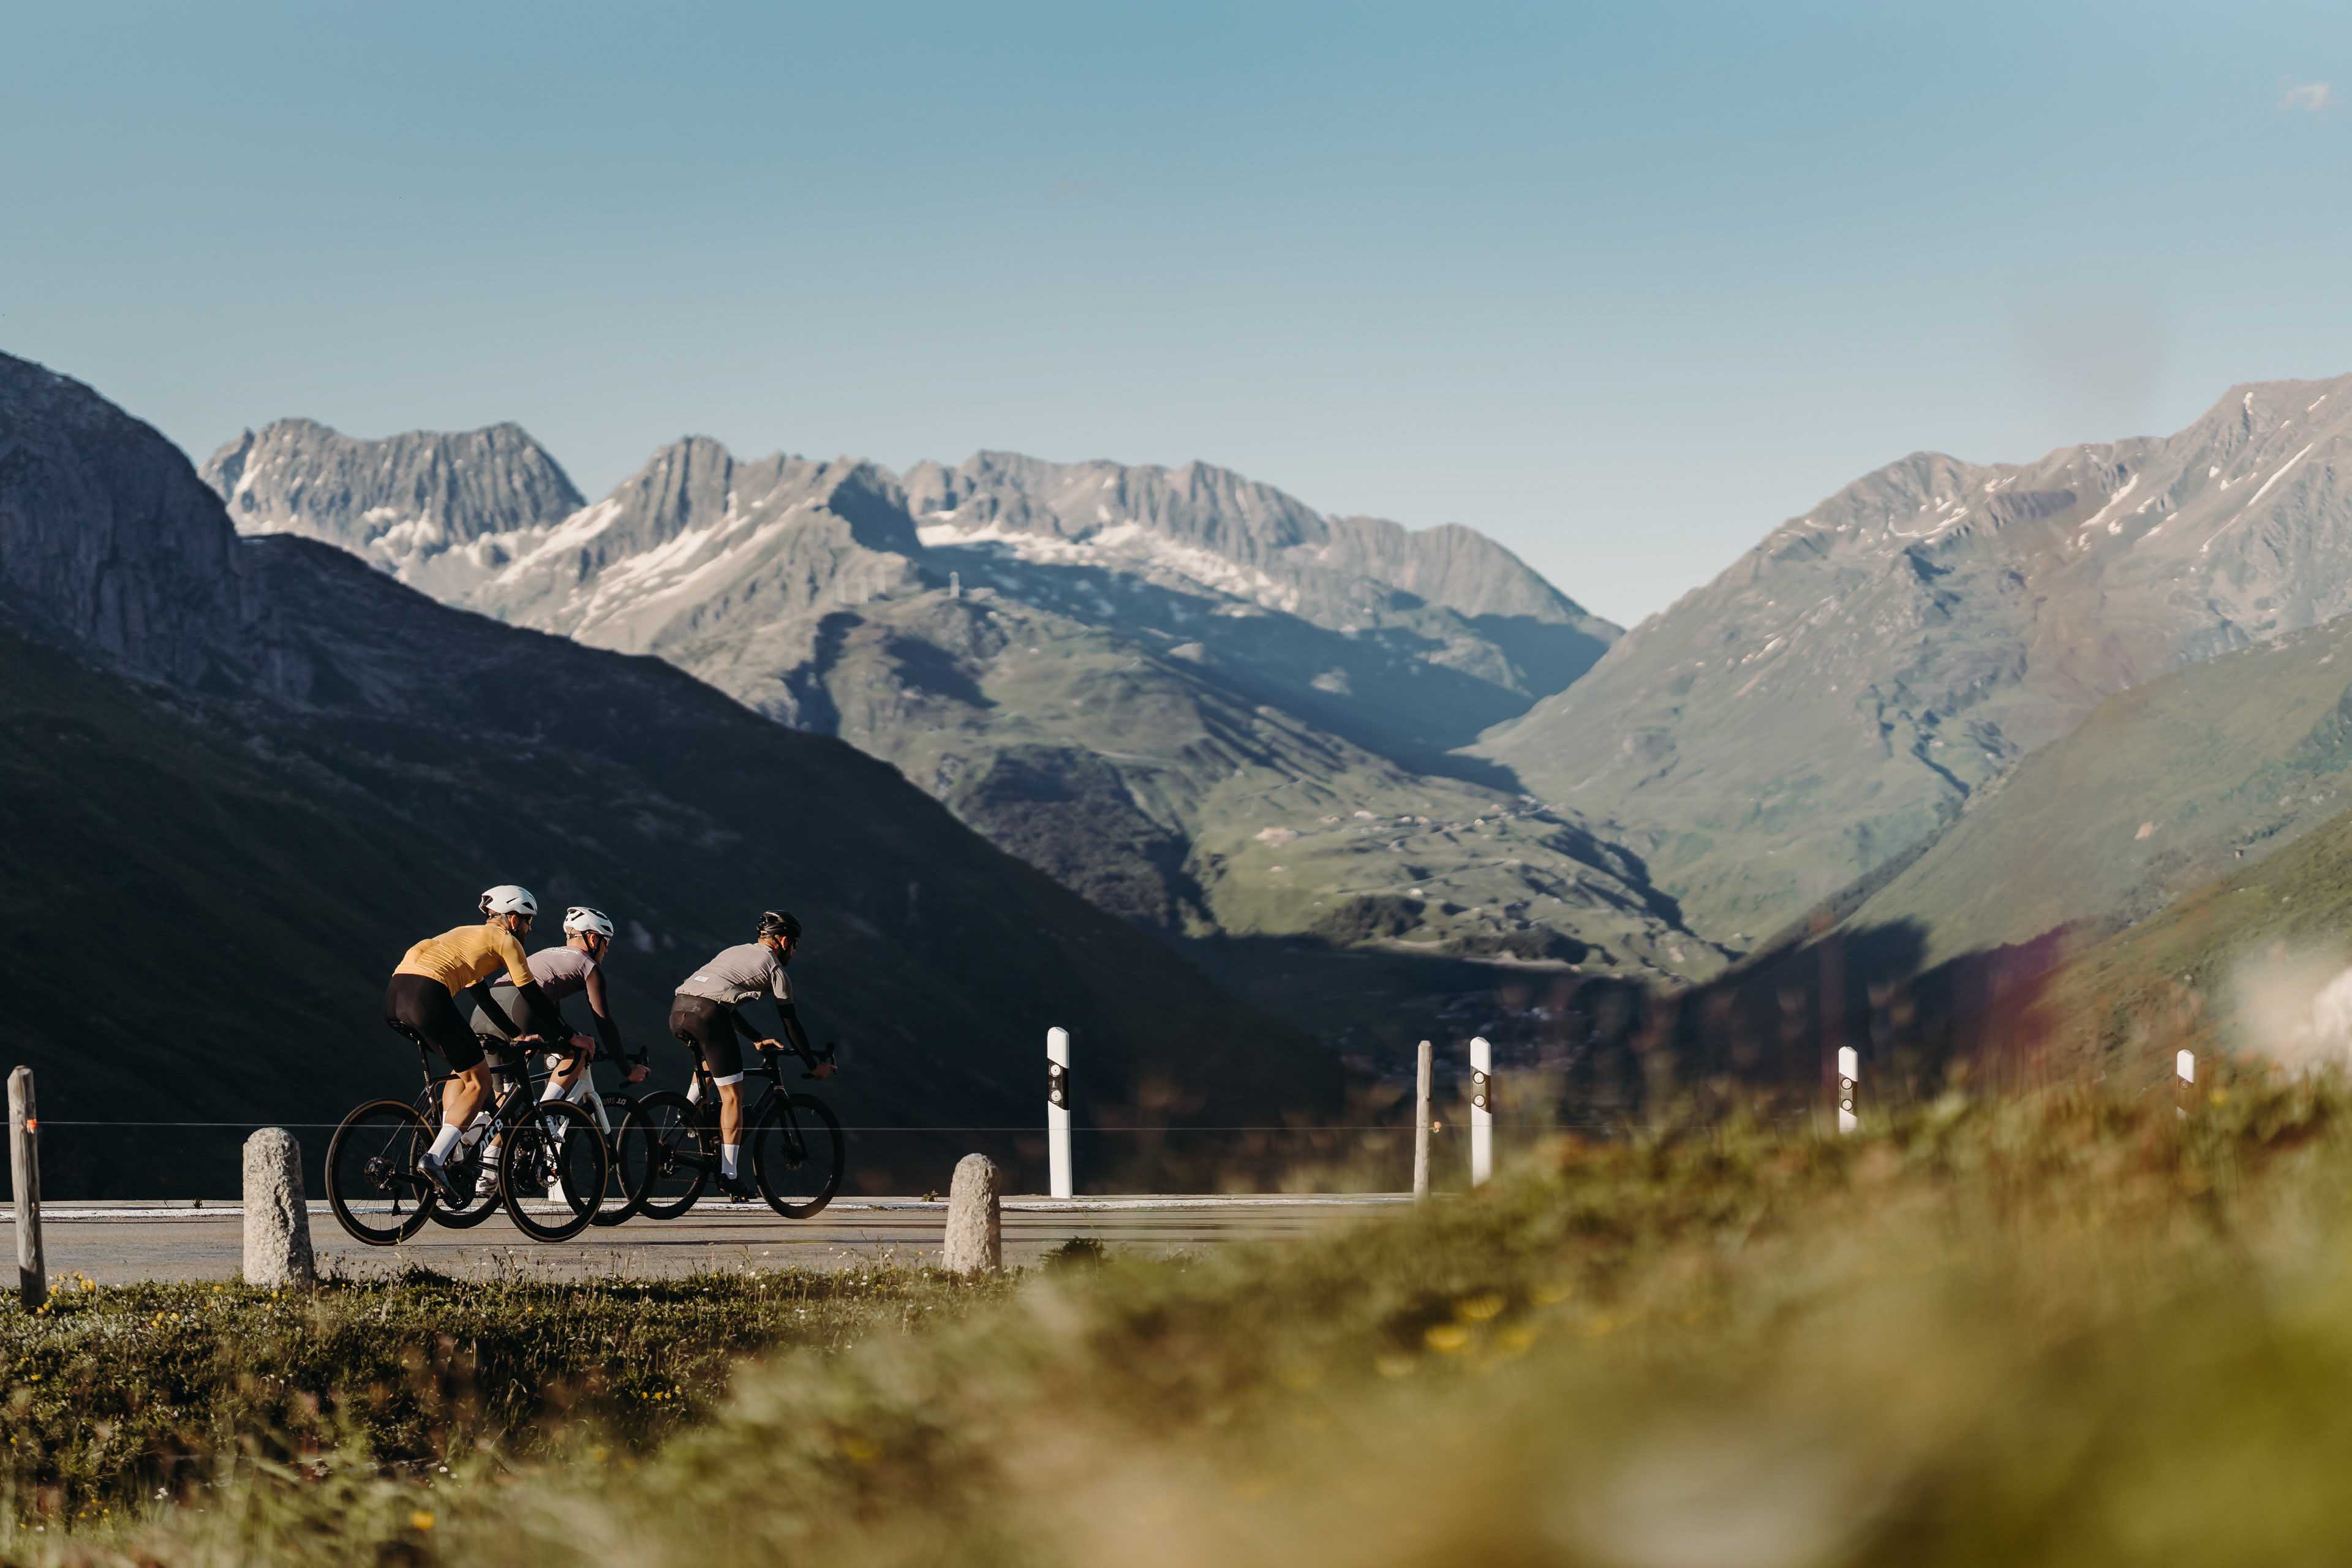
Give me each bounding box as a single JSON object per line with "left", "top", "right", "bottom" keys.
{"left": 395, "top": 922, "right": 537, "bottom": 995}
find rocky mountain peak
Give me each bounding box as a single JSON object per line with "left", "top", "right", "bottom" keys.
{"left": 198, "top": 416, "right": 583, "bottom": 598}
{"left": 0, "top": 353, "right": 277, "bottom": 690}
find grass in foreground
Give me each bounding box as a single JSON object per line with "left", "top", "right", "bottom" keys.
{"left": 13, "top": 1071, "right": 2352, "bottom": 1564}
{"left": 0, "top": 1266, "right": 999, "bottom": 1527}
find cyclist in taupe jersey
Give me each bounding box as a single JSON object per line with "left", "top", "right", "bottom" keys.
{"left": 669, "top": 910, "right": 831, "bottom": 1199}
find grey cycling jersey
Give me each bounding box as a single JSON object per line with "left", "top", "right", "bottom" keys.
{"left": 464, "top": 946, "right": 598, "bottom": 1036}
{"left": 674, "top": 942, "right": 794, "bottom": 1008}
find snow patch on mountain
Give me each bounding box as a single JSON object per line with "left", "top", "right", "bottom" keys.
{"left": 919, "top": 516, "right": 1306, "bottom": 614}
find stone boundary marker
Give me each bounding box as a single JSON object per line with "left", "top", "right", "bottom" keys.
{"left": 241, "top": 1128, "right": 315, "bottom": 1289}
{"left": 943, "top": 1153, "right": 1002, "bottom": 1273}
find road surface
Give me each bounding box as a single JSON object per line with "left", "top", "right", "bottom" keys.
{"left": 5, "top": 1196, "right": 1411, "bottom": 1283}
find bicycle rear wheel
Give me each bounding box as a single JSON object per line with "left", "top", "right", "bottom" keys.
{"left": 499, "top": 1101, "right": 608, "bottom": 1242}
{"left": 752, "top": 1093, "right": 845, "bottom": 1219}
{"left": 410, "top": 1087, "right": 499, "bottom": 1229}
{"left": 326, "top": 1099, "right": 436, "bottom": 1246}
{"left": 621, "top": 1090, "right": 707, "bottom": 1220}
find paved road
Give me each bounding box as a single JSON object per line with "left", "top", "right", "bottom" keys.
{"left": 6, "top": 1196, "right": 1411, "bottom": 1283}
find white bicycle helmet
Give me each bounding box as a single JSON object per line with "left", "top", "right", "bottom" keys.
{"left": 563, "top": 905, "right": 616, "bottom": 938}
{"left": 479, "top": 884, "right": 539, "bottom": 918}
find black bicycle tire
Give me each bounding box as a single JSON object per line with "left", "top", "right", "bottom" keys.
{"left": 589, "top": 1104, "right": 644, "bottom": 1227}
{"left": 325, "top": 1099, "right": 436, "bottom": 1246}
{"left": 499, "top": 1101, "right": 608, "bottom": 1242}
{"left": 410, "top": 1087, "right": 502, "bottom": 1229}
{"left": 625, "top": 1090, "right": 708, "bottom": 1221}
{"left": 753, "top": 1093, "right": 846, "bottom": 1219}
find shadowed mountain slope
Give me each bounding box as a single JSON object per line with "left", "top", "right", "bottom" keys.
{"left": 2, "top": 353, "right": 1346, "bottom": 1196}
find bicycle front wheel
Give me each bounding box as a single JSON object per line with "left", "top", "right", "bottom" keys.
{"left": 752, "top": 1093, "right": 845, "bottom": 1219}
{"left": 590, "top": 1098, "right": 643, "bottom": 1227}
{"left": 620, "top": 1090, "right": 707, "bottom": 1220}
{"left": 499, "top": 1101, "right": 608, "bottom": 1242}
{"left": 325, "top": 1099, "right": 435, "bottom": 1246}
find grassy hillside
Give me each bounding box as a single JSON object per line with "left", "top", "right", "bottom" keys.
{"left": 12, "top": 1077, "right": 2352, "bottom": 1563}
{"left": 2019, "top": 788, "right": 2352, "bottom": 1085}
{"left": 1847, "top": 613, "right": 2352, "bottom": 965}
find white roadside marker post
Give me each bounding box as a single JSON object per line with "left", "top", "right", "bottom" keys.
{"left": 2177, "top": 1049, "right": 2195, "bottom": 1119}
{"left": 8, "top": 1067, "right": 43, "bottom": 1311}
{"left": 1837, "top": 1046, "right": 1859, "bottom": 1136}
{"left": 1412, "top": 1039, "right": 1434, "bottom": 1200}
{"left": 1469, "top": 1036, "right": 1493, "bottom": 1188}
{"left": 1047, "top": 1027, "right": 1073, "bottom": 1200}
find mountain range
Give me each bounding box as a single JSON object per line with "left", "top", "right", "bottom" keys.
{"left": 194, "top": 368, "right": 2352, "bottom": 1084}
{"left": 0, "top": 352, "right": 1347, "bottom": 1197}
{"left": 205, "top": 418, "right": 1716, "bottom": 982}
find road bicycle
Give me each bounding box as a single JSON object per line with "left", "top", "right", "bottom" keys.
{"left": 625, "top": 1042, "right": 844, "bottom": 1220}
{"left": 402, "top": 1036, "right": 655, "bottom": 1232}
{"left": 325, "top": 1033, "right": 612, "bottom": 1245}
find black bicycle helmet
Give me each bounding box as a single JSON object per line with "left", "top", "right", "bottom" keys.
{"left": 758, "top": 910, "right": 802, "bottom": 942}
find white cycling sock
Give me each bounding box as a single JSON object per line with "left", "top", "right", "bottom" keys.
{"left": 428, "top": 1125, "right": 462, "bottom": 1161}
{"left": 721, "top": 1144, "right": 741, "bottom": 1178}
{"left": 539, "top": 1076, "right": 567, "bottom": 1104}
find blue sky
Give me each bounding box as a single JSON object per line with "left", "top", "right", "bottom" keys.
{"left": 6, "top": 1, "right": 2350, "bottom": 623}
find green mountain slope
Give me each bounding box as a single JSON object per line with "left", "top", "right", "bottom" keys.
{"left": 2026, "top": 792, "right": 2352, "bottom": 1086}
{"left": 1845, "top": 614, "right": 2352, "bottom": 965}
{"left": 1481, "top": 375, "right": 2352, "bottom": 942}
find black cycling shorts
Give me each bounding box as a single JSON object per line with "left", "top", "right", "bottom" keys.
{"left": 385, "top": 972, "right": 486, "bottom": 1072}
{"left": 670, "top": 994, "right": 744, "bottom": 1084}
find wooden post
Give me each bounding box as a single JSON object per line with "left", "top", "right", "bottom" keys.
{"left": 1412, "top": 1039, "right": 1434, "bottom": 1200}
{"left": 1837, "top": 1046, "right": 1859, "bottom": 1135}
{"left": 9, "top": 1068, "right": 43, "bottom": 1311}
{"left": 1047, "top": 1027, "right": 1072, "bottom": 1200}
{"left": 1469, "top": 1036, "right": 1493, "bottom": 1187}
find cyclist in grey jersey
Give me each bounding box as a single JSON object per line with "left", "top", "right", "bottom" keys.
{"left": 670, "top": 910, "right": 831, "bottom": 1199}
{"left": 468, "top": 907, "right": 647, "bottom": 1193}
{"left": 464, "top": 929, "right": 648, "bottom": 1090}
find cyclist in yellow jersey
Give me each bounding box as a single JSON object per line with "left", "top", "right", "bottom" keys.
{"left": 385, "top": 884, "right": 578, "bottom": 1202}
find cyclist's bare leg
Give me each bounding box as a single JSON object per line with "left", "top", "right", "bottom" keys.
{"left": 440, "top": 1063, "right": 488, "bottom": 1137}
{"left": 715, "top": 1077, "right": 746, "bottom": 1180}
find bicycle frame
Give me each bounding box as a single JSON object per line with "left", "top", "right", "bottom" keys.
{"left": 675, "top": 1048, "right": 813, "bottom": 1174}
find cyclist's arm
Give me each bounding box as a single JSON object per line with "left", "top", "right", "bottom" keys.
{"left": 582, "top": 966, "right": 626, "bottom": 1060}
{"left": 512, "top": 980, "right": 573, "bottom": 1044}
{"left": 469, "top": 982, "right": 522, "bottom": 1039}
{"left": 771, "top": 1001, "right": 817, "bottom": 1067}
{"left": 731, "top": 998, "right": 814, "bottom": 1067}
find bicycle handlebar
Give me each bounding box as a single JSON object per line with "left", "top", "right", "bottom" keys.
{"left": 507, "top": 1033, "right": 589, "bottom": 1067}
{"left": 752, "top": 1039, "right": 839, "bottom": 1079}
